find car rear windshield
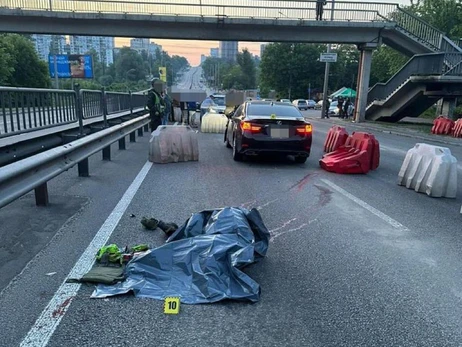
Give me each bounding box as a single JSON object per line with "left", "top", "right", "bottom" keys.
{"left": 247, "top": 104, "right": 302, "bottom": 118}
{"left": 298, "top": 100, "right": 307, "bottom": 104}
{"left": 214, "top": 97, "right": 225, "bottom": 106}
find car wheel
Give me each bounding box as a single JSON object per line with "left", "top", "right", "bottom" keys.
{"left": 295, "top": 156, "right": 307, "bottom": 164}
{"left": 232, "top": 135, "right": 243, "bottom": 161}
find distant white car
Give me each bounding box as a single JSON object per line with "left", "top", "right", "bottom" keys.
{"left": 305, "top": 99, "right": 316, "bottom": 109}
{"left": 210, "top": 94, "right": 226, "bottom": 113}
{"left": 292, "top": 99, "right": 308, "bottom": 110}
{"left": 329, "top": 101, "right": 339, "bottom": 116}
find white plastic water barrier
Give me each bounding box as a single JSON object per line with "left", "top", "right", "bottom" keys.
{"left": 398, "top": 143, "right": 457, "bottom": 198}
{"left": 201, "top": 113, "right": 228, "bottom": 133}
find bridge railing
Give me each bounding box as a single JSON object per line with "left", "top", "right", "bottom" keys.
{"left": 367, "top": 53, "right": 446, "bottom": 104}
{"left": 0, "top": 86, "right": 147, "bottom": 138}
{"left": 0, "top": 87, "right": 77, "bottom": 137}
{"left": 2, "top": 0, "right": 460, "bottom": 52}
{"left": 0, "top": 0, "right": 398, "bottom": 22}
{"left": 387, "top": 7, "right": 443, "bottom": 51}
{"left": 368, "top": 52, "right": 462, "bottom": 104}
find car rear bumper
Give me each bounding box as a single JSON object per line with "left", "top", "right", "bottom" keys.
{"left": 240, "top": 136, "right": 312, "bottom": 157}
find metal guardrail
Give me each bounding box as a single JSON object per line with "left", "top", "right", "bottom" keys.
{"left": 368, "top": 52, "right": 462, "bottom": 104}
{"left": 0, "top": 87, "right": 76, "bottom": 136}
{"left": 0, "top": 113, "right": 150, "bottom": 209}
{"left": 0, "top": 86, "right": 148, "bottom": 138}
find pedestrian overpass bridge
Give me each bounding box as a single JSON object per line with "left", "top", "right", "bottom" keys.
{"left": 1, "top": 0, "right": 462, "bottom": 122}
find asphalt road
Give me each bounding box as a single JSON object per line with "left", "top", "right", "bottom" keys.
{"left": 1, "top": 112, "right": 462, "bottom": 347}
{"left": 174, "top": 66, "right": 204, "bottom": 91}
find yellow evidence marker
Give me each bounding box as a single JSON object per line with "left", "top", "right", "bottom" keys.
{"left": 270, "top": 113, "right": 277, "bottom": 119}
{"left": 164, "top": 297, "right": 180, "bottom": 314}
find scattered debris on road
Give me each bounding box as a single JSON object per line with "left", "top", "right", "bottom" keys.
{"left": 92, "top": 207, "right": 270, "bottom": 304}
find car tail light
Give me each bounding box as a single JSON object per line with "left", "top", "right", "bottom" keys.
{"left": 241, "top": 121, "right": 262, "bottom": 133}
{"left": 296, "top": 124, "right": 313, "bottom": 135}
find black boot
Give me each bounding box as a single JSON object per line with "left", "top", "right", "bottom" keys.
{"left": 141, "top": 217, "right": 159, "bottom": 230}
{"left": 157, "top": 220, "right": 179, "bottom": 236}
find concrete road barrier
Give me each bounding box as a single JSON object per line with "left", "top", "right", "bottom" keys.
{"left": 398, "top": 143, "right": 457, "bottom": 198}
{"left": 148, "top": 125, "right": 199, "bottom": 163}
{"left": 201, "top": 113, "right": 228, "bottom": 133}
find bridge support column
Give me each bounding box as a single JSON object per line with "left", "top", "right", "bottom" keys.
{"left": 129, "top": 131, "right": 136, "bottom": 142}
{"left": 119, "top": 137, "right": 126, "bottom": 150}
{"left": 354, "top": 43, "right": 376, "bottom": 123}
{"left": 34, "top": 183, "right": 49, "bottom": 206}
{"left": 436, "top": 97, "right": 457, "bottom": 120}
{"left": 144, "top": 124, "right": 149, "bottom": 132}
{"left": 137, "top": 127, "right": 143, "bottom": 137}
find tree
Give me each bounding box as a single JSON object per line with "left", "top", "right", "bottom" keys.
{"left": 236, "top": 49, "right": 256, "bottom": 89}
{"left": 260, "top": 43, "right": 325, "bottom": 99}
{"left": 222, "top": 65, "right": 245, "bottom": 89}
{"left": 413, "top": 0, "right": 460, "bottom": 37}
{"left": 114, "top": 47, "right": 146, "bottom": 82}
{"left": 370, "top": 45, "right": 408, "bottom": 85}
{"left": 3, "top": 34, "right": 50, "bottom": 88}
{"left": 0, "top": 35, "right": 15, "bottom": 85}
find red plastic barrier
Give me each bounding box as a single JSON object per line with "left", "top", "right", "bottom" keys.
{"left": 323, "top": 125, "right": 349, "bottom": 153}
{"left": 319, "top": 132, "right": 380, "bottom": 174}
{"left": 431, "top": 116, "right": 454, "bottom": 135}
{"left": 453, "top": 119, "right": 462, "bottom": 138}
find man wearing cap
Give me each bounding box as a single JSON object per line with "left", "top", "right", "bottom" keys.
{"left": 200, "top": 95, "right": 216, "bottom": 122}
{"left": 146, "top": 79, "right": 166, "bottom": 132}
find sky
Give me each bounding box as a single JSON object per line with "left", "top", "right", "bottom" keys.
{"left": 113, "top": 0, "right": 411, "bottom": 66}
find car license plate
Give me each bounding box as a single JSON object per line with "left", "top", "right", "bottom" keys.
{"left": 271, "top": 128, "right": 289, "bottom": 138}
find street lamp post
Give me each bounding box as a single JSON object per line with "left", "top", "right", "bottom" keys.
{"left": 321, "top": 0, "right": 335, "bottom": 119}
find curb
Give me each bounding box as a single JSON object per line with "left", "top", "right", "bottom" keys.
{"left": 307, "top": 117, "right": 462, "bottom": 148}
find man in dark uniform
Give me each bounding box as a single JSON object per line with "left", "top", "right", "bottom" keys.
{"left": 146, "top": 79, "right": 165, "bottom": 132}
{"left": 316, "top": 0, "right": 327, "bottom": 20}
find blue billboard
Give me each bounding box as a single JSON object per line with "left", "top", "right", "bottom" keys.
{"left": 48, "top": 55, "right": 94, "bottom": 79}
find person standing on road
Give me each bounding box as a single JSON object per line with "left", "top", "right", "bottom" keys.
{"left": 324, "top": 99, "right": 330, "bottom": 118}
{"left": 316, "top": 0, "right": 327, "bottom": 20}
{"left": 337, "top": 97, "right": 344, "bottom": 118}
{"left": 146, "top": 79, "right": 165, "bottom": 132}
{"left": 343, "top": 98, "right": 351, "bottom": 119}
{"left": 200, "top": 95, "right": 215, "bottom": 122}
{"left": 161, "top": 90, "right": 172, "bottom": 125}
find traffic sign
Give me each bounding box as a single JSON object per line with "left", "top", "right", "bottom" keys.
{"left": 320, "top": 53, "right": 337, "bottom": 63}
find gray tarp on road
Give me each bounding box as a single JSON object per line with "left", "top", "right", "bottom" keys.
{"left": 92, "top": 207, "right": 270, "bottom": 303}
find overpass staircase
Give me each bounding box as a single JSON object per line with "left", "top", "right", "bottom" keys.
{"left": 366, "top": 8, "right": 462, "bottom": 121}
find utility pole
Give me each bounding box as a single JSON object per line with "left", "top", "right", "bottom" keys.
{"left": 321, "top": 0, "right": 335, "bottom": 119}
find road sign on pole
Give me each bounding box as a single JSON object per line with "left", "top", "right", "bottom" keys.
{"left": 320, "top": 53, "right": 338, "bottom": 63}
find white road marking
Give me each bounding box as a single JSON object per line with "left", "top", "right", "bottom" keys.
{"left": 269, "top": 218, "right": 298, "bottom": 234}
{"left": 271, "top": 222, "right": 309, "bottom": 241}
{"left": 321, "top": 179, "right": 409, "bottom": 231}
{"left": 256, "top": 198, "right": 280, "bottom": 210}
{"left": 20, "top": 161, "right": 153, "bottom": 347}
